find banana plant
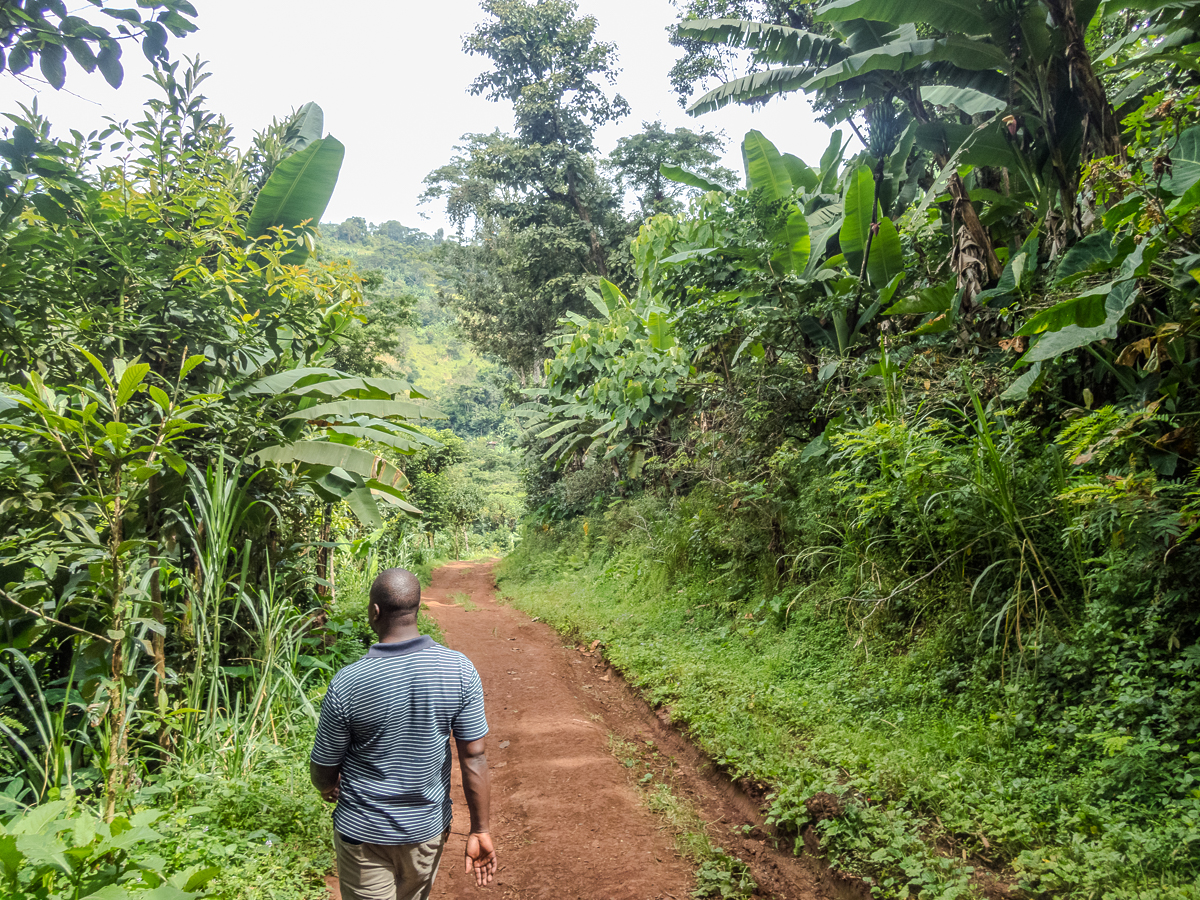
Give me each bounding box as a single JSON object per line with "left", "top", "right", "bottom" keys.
{"left": 242, "top": 368, "right": 445, "bottom": 527}
{"left": 245, "top": 102, "right": 345, "bottom": 264}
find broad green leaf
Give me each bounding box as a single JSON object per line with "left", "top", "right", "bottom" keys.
{"left": 688, "top": 66, "right": 816, "bottom": 116}
{"left": 1017, "top": 281, "right": 1139, "bottom": 366}
{"left": 598, "top": 279, "right": 627, "bottom": 312}
{"left": 806, "top": 35, "right": 1010, "bottom": 91}
{"left": 921, "top": 85, "right": 1006, "bottom": 116}
{"left": 908, "top": 312, "right": 953, "bottom": 335}
{"left": 771, "top": 208, "right": 811, "bottom": 275}
{"left": 115, "top": 362, "right": 150, "bottom": 406}
{"left": 742, "top": 130, "right": 791, "bottom": 200}
{"left": 282, "top": 399, "right": 442, "bottom": 422}
{"left": 781, "top": 153, "right": 819, "bottom": 192}
{"left": 1001, "top": 361, "right": 1042, "bottom": 400}
{"left": 839, "top": 165, "right": 876, "bottom": 275}
{"left": 586, "top": 288, "right": 613, "bottom": 318}
{"left": 645, "top": 311, "right": 676, "bottom": 350}
{"left": 327, "top": 425, "right": 439, "bottom": 453}
{"left": 312, "top": 466, "right": 360, "bottom": 502}
{"left": 0, "top": 835, "right": 22, "bottom": 878}
{"left": 148, "top": 385, "right": 171, "bottom": 410}
{"left": 287, "top": 102, "right": 324, "bottom": 153}
{"left": 15, "top": 832, "right": 70, "bottom": 874}
{"left": 819, "top": 130, "right": 846, "bottom": 194}
{"left": 30, "top": 193, "right": 69, "bottom": 225}
{"left": 253, "top": 441, "right": 401, "bottom": 483}
{"left": 345, "top": 483, "right": 383, "bottom": 529}
{"left": 179, "top": 865, "right": 221, "bottom": 892}
{"left": 1016, "top": 284, "right": 1115, "bottom": 335}
{"left": 1165, "top": 124, "right": 1200, "bottom": 196}
{"left": 675, "top": 19, "right": 845, "bottom": 69}
{"left": 246, "top": 136, "right": 346, "bottom": 261}
{"left": 816, "top": 0, "right": 989, "bottom": 36}
{"left": 290, "top": 376, "right": 415, "bottom": 400}
{"left": 368, "top": 480, "right": 422, "bottom": 515}
{"left": 887, "top": 279, "right": 956, "bottom": 315}
{"left": 180, "top": 354, "right": 207, "bottom": 377}
{"left": 80, "top": 885, "right": 131, "bottom": 900}
{"left": 537, "top": 419, "right": 582, "bottom": 439}
{"left": 76, "top": 347, "right": 114, "bottom": 390}
{"left": 866, "top": 215, "right": 902, "bottom": 287}
{"left": 1054, "top": 230, "right": 1129, "bottom": 285}
{"left": 231, "top": 366, "right": 346, "bottom": 397}
{"left": 659, "top": 164, "right": 730, "bottom": 193}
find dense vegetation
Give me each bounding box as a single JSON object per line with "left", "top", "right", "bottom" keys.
{"left": 4, "top": 0, "right": 1200, "bottom": 898}
{"left": 0, "top": 28, "right": 501, "bottom": 900}
{"left": 448, "top": 0, "right": 1200, "bottom": 898}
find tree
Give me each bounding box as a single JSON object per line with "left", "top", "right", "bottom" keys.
{"left": 606, "top": 120, "right": 737, "bottom": 216}
{"left": 0, "top": 0, "right": 197, "bottom": 90}
{"left": 424, "top": 0, "right": 635, "bottom": 373}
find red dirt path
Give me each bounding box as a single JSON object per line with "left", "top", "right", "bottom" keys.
{"left": 329, "top": 560, "right": 853, "bottom": 900}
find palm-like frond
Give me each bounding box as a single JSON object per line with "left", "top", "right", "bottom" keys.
{"left": 676, "top": 18, "right": 847, "bottom": 68}
{"left": 687, "top": 66, "right": 820, "bottom": 116}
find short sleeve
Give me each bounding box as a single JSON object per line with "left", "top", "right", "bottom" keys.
{"left": 451, "top": 661, "right": 488, "bottom": 742}
{"left": 310, "top": 680, "right": 350, "bottom": 766}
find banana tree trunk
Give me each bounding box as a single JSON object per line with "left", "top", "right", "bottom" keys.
{"left": 1044, "top": 0, "right": 1125, "bottom": 161}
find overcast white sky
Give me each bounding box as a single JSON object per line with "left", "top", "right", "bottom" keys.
{"left": 0, "top": 0, "right": 832, "bottom": 233}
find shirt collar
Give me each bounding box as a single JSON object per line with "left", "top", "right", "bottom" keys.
{"left": 366, "top": 635, "right": 435, "bottom": 658}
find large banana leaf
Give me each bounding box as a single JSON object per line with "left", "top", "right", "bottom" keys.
{"left": 805, "top": 35, "right": 1009, "bottom": 90}
{"left": 781, "top": 153, "right": 819, "bottom": 192}
{"left": 644, "top": 311, "right": 676, "bottom": 350}
{"left": 921, "top": 85, "right": 1006, "bottom": 116}
{"left": 771, "top": 208, "right": 812, "bottom": 275}
{"left": 290, "top": 376, "right": 418, "bottom": 399}
{"left": 231, "top": 366, "right": 348, "bottom": 398}
{"left": 253, "top": 441, "right": 405, "bottom": 485}
{"left": 286, "top": 102, "right": 324, "bottom": 154}
{"left": 246, "top": 136, "right": 346, "bottom": 261}
{"left": 282, "top": 399, "right": 444, "bottom": 422}
{"left": 687, "top": 66, "right": 816, "bottom": 116}
{"left": 866, "top": 215, "right": 903, "bottom": 286}
{"left": 328, "top": 425, "right": 441, "bottom": 452}
{"left": 675, "top": 18, "right": 846, "bottom": 68}
{"left": 742, "top": 130, "right": 792, "bottom": 200}
{"left": 815, "top": 0, "right": 990, "bottom": 35}
{"left": 839, "top": 165, "right": 876, "bottom": 275}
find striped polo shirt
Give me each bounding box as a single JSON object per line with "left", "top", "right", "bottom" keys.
{"left": 310, "top": 635, "right": 488, "bottom": 845}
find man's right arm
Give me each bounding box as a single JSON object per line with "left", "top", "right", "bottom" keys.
{"left": 455, "top": 736, "right": 496, "bottom": 886}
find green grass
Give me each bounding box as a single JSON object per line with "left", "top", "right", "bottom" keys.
{"left": 497, "top": 525, "right": 1200, "bottom": 900}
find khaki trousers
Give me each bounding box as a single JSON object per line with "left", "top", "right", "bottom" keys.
{"left": 333, "top": 830, "right": 449, "bottom": 900}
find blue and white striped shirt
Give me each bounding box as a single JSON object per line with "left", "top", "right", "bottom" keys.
{"left": 310, "top": 635, "right": 489, "bottom": 845}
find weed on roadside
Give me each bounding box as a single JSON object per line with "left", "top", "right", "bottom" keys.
{"left": 607, "top": 735, "right": 757, "bottom": 900}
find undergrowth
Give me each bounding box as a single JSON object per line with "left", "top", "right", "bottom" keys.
{"left": 498, "top": 505, "right": 1200, "bottom": 900}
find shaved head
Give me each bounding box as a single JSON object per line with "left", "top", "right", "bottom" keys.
{"left": 370, "top": 567, "right": 422, "bottom": 626}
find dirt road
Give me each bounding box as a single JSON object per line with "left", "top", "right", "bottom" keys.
{"left": 329, "top": 560, "right": 851, "bottom": 900}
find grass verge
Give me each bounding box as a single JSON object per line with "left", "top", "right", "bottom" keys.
{"left": 497, "top": 527, "right": 1199, "bottom": 900}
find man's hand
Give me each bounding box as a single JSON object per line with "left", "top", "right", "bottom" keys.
{"left": 320, "top": 775, "right": 340, "bottom": 803}
{"left": 310, "top": 761, "right": 342, "bottom": 804}
{"left": 464, "top": 831, "right": 497, "bottom": 886}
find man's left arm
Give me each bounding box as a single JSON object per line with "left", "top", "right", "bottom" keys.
{"left": 310, "top": 682, "right": 349, "bottom": 804}
{"left": 310, "top": 761, "right": 341, "bottom": 803}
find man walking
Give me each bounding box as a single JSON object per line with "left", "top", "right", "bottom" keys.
{"left": 310, "top": 567, "right": 496, "bottom": 898}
